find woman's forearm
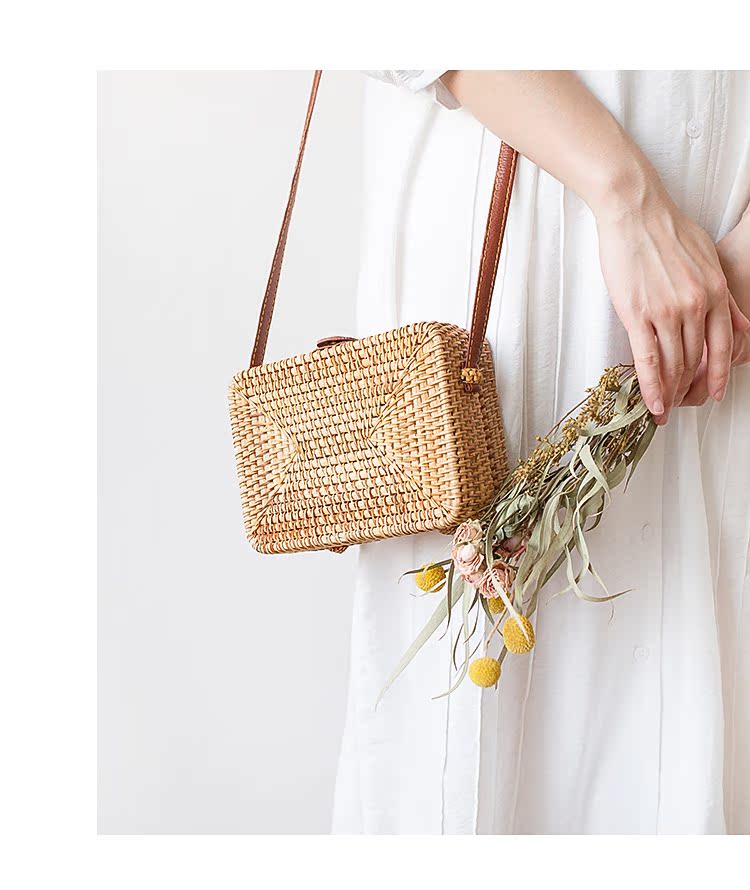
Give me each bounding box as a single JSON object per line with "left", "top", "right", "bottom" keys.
{"left": 441, "top": 70, "right": 662, "bottom": 219}
{"left": 441, "top": 69, "right": 743, "bottom": 418}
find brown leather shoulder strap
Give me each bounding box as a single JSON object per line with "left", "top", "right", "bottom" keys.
{"left": 461, "top": 142, "right": 518, "bottom": 391}
{"left": 250, "top": 70, "right": 321, "bottom": 367}
{"left": 249, "top": 70, "right": 518, "bottom": 386}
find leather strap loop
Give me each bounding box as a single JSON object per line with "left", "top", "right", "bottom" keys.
{"left": 249, "top": 70, "right": 518, "bottom": 381}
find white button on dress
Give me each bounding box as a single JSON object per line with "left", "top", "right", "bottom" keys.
{"left": 334, "top": 70, "right": 750, "bottom": 836}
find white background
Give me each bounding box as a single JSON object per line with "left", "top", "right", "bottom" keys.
{"left": 98, "top": 70, "right": 362, "bottom": 833}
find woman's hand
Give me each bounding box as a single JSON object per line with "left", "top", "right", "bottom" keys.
{"left": 594, "top": 176, "right": 739, "bottom": 424}
{"left": 679, "top": 212, "right": 750, "bottom": 406}
{"left": 441, "top": 71, "right": 750, "bottom": 423}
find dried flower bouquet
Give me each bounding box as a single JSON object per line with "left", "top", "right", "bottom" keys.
{"left": 378, "top": 364, "right": 657, "bottom": 703}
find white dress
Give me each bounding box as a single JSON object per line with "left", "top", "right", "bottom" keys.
{"left": 333, "top": 71, "right": 750, "bottom": 835}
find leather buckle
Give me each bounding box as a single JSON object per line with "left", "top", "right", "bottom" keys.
{"left": 316, "top": 336, "right": 356, "bottom": 349}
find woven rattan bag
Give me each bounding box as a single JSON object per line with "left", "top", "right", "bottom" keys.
{"left": 229, "top": 71, "right": 518, "bottom": 554}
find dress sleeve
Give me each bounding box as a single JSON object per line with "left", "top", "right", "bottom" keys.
{"left": 362, "top": 70, "right": 459, "bottom": 109}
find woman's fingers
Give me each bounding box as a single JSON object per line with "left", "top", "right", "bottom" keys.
{"left": 667, "top": 282, "right": 741, "bottom": 410}
{"left": 704, "top": 304, "right": 734, "bottom": 400}
{"left": 672, "top": 316, "right": 704, "bottom": 409}
{"left": 679, "top": 330, "right": 749, "bottom": 408}
{"left": 628, "top": 322, "right": 665, "bottom": 420}
{"left": 678, "top": 325, "right": 749, "bottom": 408}
{"left": 732, "top": 331, "right": 750, "bottom": 368}
{"left": 679, "top": 358, "right": 710, "bottom": 406}
{"left": 734, "top": 332, "right": 750, "bottom": 365}
{"left": 655, "top": 319, "right": 686, "bottom": 419}
{"left": 729, "top": 291, "right": 750, "bottom": 332}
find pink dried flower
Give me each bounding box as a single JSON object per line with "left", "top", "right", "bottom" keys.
{"left": 451, "top": 544, "right": 484, "bottom": 584}
{"left": 452, "top": 541, "right": 485, "bottom": 580}
{"left": 452, "top": 520, "right": 487, "bottom": 583}
{"left": 498, "top": 533, "right": 526, "bottom": 555}
{"left": 453, "top": 521, "right": 483, "bottom": 548}
{"left": 478, "top": 563, "right": 511, "bottom": 600}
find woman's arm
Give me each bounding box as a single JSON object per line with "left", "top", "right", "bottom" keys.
{"left": 442, "top": 70, "right": 746, "bottom": 423}
{"left": 718, "top": 212, "right": 750, "bottom": 366}
{"left": 680, "top": 210, "right": 750, "bottom": 405}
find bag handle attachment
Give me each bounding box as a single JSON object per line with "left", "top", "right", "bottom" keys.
{"left": 461, "top": 142, "right": 517, "bottom": 391}
{"left": 249, "top": 70, "right": 518, "bottom": 393}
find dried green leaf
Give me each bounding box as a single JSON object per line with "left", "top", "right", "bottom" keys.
{"left": 375, "top": 578, "right": 463, "bottom": 707}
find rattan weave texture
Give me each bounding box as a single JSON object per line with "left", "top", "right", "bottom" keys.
{"left": 229, "top": 322, "right": 507, "bottom": 553}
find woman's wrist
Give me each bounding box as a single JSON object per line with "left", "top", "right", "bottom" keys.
{"left": 717, "top": 225, "right": 747, "bottom": 289}
{"left": 585, "top": 149, "right": 670, "bottom": 224}
{"left": 717, "top": 221, "right": 750, "bottom": 317}
{"left": 719, "top": 210, "right": 750, "bottom": 254}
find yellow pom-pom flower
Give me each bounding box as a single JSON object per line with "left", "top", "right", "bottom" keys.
{"left": 502, "top": 614, "right": 535, "bottom": 654}
{"left": 468, "top": 657, "right": 501, "bottom": 688}
{"left": 487, "top": 596, "right": 506, "bottom": 616}
{"left": 415, "top": 563, "right": 446, "bottom": 592}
